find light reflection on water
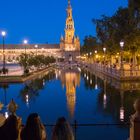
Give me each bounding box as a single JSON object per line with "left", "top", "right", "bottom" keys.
{"left": 0, "top": 68, "right": 140, "bottom": 139}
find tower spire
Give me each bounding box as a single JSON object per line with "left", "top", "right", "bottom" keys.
{"left": 60, "top": 0, "right": 80, "bottom": 52}
{"left": 68, "top": 0, "right": 71, "bottom": 8}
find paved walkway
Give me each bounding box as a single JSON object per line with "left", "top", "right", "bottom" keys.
{"left": 0, "top": 64, "right": 23, "bottom": 76}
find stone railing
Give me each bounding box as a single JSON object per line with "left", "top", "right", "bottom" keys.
{"left": 80, "top": 62, "right": 140, "bottom": 80}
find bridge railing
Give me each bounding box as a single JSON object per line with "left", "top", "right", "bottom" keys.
{"left": 82, "top": 62, "right": 140, "bottom": 79}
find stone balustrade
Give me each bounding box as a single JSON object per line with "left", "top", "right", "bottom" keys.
{"left": 80, "top": 61, "right": 140, "bottom": 81}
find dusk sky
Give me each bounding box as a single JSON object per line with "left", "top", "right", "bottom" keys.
{"left": 0, "top": 0, "right": 128, "bottom": 44}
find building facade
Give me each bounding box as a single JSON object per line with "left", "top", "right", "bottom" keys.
{"left": 60, "top": 0, "right": 80, "bottom": 61}
{"left": 0, "top": 44, "right": 62, "bottom": 63}
{"left": 0, "top": 0, "right": 80, "bottom": 63}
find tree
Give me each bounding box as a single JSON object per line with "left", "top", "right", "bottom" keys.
{"left": 18, "top": 53, "right": 31, "bottom": 74}
{"left": 18, "top": 53, "right": 56, "bottom": 75}
{"left": 93, "top": 2, "right": 140, "bottom": 55}
{"left": 81, "top": 35, "right": 100, "bottom": 54}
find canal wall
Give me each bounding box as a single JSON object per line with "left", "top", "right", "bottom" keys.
{"left": 0, "top": 66, "right": 55, "bottom": 83}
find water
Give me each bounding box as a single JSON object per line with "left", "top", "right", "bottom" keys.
{"left": 0, "top": 68, "right": 139, "bottom": 140}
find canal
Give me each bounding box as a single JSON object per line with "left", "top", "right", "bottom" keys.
{"left": 0, "top": 67, "right": 139, "bottom": 140}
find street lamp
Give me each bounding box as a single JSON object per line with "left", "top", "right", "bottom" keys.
{"left": 35, "top": 44, "right": 38, "bottom": 56}
{"left": 23, "top": 39, "right": 28, "bottom": 54}
{"left": 94, "top": 50, "right": 97, "bottom": 62}
{"left": 103, "top": 47, "right": 106, "bottom": 52}
{"left": 1, "top": 31, "right": 6, "bottom": 74}
{"left": 23, "top": 39, "right": 28, "bottom": 74}
{"left": 103, "top": 47, "right": 106, "bottom": 65}
{"left": 120, "top": 40, "right": 124, "bottom": 74}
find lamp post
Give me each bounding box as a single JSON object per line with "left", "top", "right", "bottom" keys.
{"left": 23, "top": 39, "right": 28, "bottom": 54}
{"left": 120, "top": 40, "right": 124, "bottom": 76}
{"left": 1, "top": 31, "right": 6, "bottom": 74}
{"left": 103, "top": 47, "right": 106, "bottom": 64}
{"left": 103, "top": 47, "right": 106, "bottom": 61}
{"left": 90, "top": 52, "right": 92, "bottom": 63}
{"left": 103, "top": 47, "right": 106, "bottom": 71}
{"left": 23, "top": 39, "right": 28, "bottom": 73}
{"left": 95, "top": 50, "right": 97, "bottom": 63}
{"left": 35, "top": 44, "right": 38, "bottom": 56}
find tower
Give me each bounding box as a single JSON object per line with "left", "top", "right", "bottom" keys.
{"left": 60, "top": 0, "right": 80, "bottom": 60}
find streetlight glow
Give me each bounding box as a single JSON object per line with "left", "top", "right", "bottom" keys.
{"left": 23, "top": 39, "right": 28, "bottom": 44}
{"left": 5, "top": 111, "right": 9, "bottom": 119}
{"left": 103, "top": 47, "right": 106, "bottom": 52}
{"left": 1, "top": 31, "right": 6, "bottom": 37}
{"left": 95, "top": 50, "right": 97, "bottom": 54}
{"left": 35, "top": 44, "right": 38, "bottom": 48}
{"left": 120, "top": 40, "right": 124, "bottom": 48}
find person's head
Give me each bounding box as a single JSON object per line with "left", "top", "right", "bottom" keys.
{"left": 22, "top": 113, "right": 43, "bottom": 140}
{"left": 56, "top": 117, "right": 67, "bottom": 127}
{"left": 2, "top": 114, "right": 19, "bottom": 140}
{"left": 26, "top": 113, "right": 39, "bottom": 127}
{"left": 0, "top": 102, "right": 3, "bottom": 111}
{"left": 52, "top": 117, "right": 74, "bottom": 140}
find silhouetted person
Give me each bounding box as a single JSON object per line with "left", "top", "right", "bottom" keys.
{"left": 51, "top": 117, "right": 74, "bottom": 140}
{"left": 0, "top": 103, "right": 5, "bottom": 127}
{"left": 21, "top": 113, "right": 47, "bottom": 140}
{"left": 0, "top": 114, "right": 21, "bottom": 140}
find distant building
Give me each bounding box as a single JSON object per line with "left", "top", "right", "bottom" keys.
{"left": 0, "top": 44, "right": 61, "bottom": 63}
{"left": 0, "top": 0, "right": 80, "bottom": 63}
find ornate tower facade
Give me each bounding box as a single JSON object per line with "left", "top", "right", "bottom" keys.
{"left": 60, "top": 0, "right": 80, "bottom": 56}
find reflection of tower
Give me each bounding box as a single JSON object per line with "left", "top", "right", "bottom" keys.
{"left": 120, "top": 90, "right": 124, "bottom": 122}
{"left": 60, "top": 71, "right": 80, "bottom": 117}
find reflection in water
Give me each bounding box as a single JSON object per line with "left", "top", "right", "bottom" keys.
{"left": 60, "top": 69, "right": 80, "bottom": 118}
{"left": 0, "top": 83, "right": 9, "bottom": 118}
{"left": 0, "top": 68, "right": 140, "bottom": 128}
{"left": 120, "top": 91, "right": 124, "bottom": 122}
{"left": 95, "top": 75, "right": 98, "bottom": 90}
{"left": 82, "top": 68, "right": 140, "bottom": 123}
{"left": 0, "top": 67, "right": 140, "bottom": 139}
{"left": 25, "top": 95, "right": 29, "bottom": 107}
{"left": 103, "top": 80, "right": 107, "bottom": 109}
{"left": 90, "top": 79, "right": 92, "bottom": 85}
{"left": 19, "top": 70, "right": 56, "bottom": 106}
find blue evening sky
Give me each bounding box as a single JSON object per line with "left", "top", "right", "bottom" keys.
{"left": 0, "top": 0, "right": 128, "bottom": 44}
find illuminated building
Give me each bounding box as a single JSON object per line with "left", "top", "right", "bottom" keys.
{"left": 60, "top": 0, "right": 80, "bottom": 60}
{"left": 0, "top": 0, "right": 80, "bottom": 63}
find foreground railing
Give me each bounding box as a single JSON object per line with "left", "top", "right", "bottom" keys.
{"left": 44, "top": 121, "right": 130, "bottom": 140}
